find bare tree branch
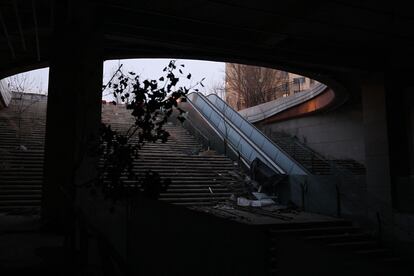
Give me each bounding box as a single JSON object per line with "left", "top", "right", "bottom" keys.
{"left": 225, "top": 63, "right": 288, "bottom": 110}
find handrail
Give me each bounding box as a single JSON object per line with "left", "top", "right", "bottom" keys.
{"left": 271, "top": 130, "right": 363, "bottom": 177}
{"left": 205, "top": 93, "right": 307, "bottom": 175}
{"left": 184, "top": 94, "right": 252, "bottom": 170}
{"left": 274, "top": 132, "right": 330, "bottom": 172}
{"left": 183, "top": 114, "right": 210, "bottom": 146}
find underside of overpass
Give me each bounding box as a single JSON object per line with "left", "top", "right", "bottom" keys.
{"left": 1, "top": 0, "right": 414, "bottom": 80}
{"left": 1, "top": 0, "right": 414, "bottom": 274}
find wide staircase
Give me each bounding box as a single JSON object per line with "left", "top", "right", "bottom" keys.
{"left": 0, "top": 95, "right": 242, "bottom": 212}
{"left": 0, "top": 93, "right": 410, "bottom": 275}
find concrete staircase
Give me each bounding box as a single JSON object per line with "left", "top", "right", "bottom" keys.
{"left": 267, "top": 219, "right": 407, "bottom": 275}
{"left": 104, "top": 121, "right": 240, "bottom": 206}
{"left": 0, "top": 94, "right": 46, "bottom": 211}
{"left": 0, "top": 94, "right": 410, "bottom": 275}
{"left": 269, "top": 131, "right": 366, "bottom": 175}
{"left": 0, "top": 96, "right": 242, "bottom": 211}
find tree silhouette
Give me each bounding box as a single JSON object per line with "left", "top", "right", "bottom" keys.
{"left": 97, "top": 60, "right": 203, "bottom": 201}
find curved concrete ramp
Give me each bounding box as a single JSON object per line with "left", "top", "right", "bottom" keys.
{"left": 238, "top": 83, "right": 333, "bottom": 124}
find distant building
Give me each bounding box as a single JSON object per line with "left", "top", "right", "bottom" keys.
{"left": 287, "top": 73, "right": 317, "bottom": 95}
{"left": 224, "top": 63, "right": 318, "bottom": 110}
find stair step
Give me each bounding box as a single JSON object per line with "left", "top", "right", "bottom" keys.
{"left": 0, "top": 200, "right": 42, "bottom": 206}
{"left": 160, "top": 192, "right": 231, "bottom": 197}
{"left": 327, "top": 240, "right": 379, "bottom": 250}
{"left": 159, "top": 197, "right": 228, "bottom": 202}
{"left": 269, "top": 220, "right": 352, "bottom": 230}
{"left": 0, "top": 99, "right": 244, "bottom": 211}
{"left": 305, "top": 233, "right": 371, "bottom": 242}
{"left": 270, "top": 226, "right": 360, "bottom": 236}
{"left": 355, "top": 248, "right": 391, "bottom": 257}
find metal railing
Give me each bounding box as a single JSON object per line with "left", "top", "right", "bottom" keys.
{"left": 267, "top": 131, "right": 332, "bottom": 175}
{"left": 269, "top": 131, "right": 413, "bottom": 241}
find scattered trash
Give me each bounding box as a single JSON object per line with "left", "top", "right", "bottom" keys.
{"left": 252, "top": 192, "right": 271, "bottom": 200}
{"left": 237, "top": 197, "right": 251, "bottom": 207}
{"left": 250, "top": 157, "right": 286, "bottom": 195}
{"left": 237, "top": 193, "right": 276, "bottom": 208}
{"left": 250, "top": 198, "right": 275, "bottom": 207}
{"left": 18, "top": 145, "right": 27, "bottom": 151}
{"left": 228, "top": 170, "right": 243, "bottom": 180}
{"left": 199, "top": 149, "right": 217, "bottom": 156}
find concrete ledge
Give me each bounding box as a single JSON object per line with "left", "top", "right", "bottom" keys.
{"left": 78, "top": 191, "right": 270, "bottom": 275}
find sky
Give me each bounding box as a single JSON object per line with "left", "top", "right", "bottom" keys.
{"left": 103, "top": 59, "right": 225, "bottom": 100}
{"left": 6, "top": 58, "right": 225, "bottom": 100}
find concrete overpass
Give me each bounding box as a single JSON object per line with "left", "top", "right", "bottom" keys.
{"left": 1, "top": 1, "right": 413, "bottom": 78}
{"left": 0, "top": 0, "right": 413, "bottom": 260}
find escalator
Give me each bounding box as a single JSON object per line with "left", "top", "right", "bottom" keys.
{"left": 184, "top": 92, "right": 308, "bottom": 176}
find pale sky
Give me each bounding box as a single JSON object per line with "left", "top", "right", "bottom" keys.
{"left": 6, "top": 59, "right": 225, "bottom": 100}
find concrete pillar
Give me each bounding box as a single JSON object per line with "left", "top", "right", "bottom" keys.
{"left": 361, "top": 75, "right": 401, "bottom": 240}
{"left": 361, "top": 76, "right": 392, "bottom": 204}
{"left": 41, "top": 1, "right": 103, "bottom": 228}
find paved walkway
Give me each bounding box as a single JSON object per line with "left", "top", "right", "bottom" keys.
{"left": 0, "top": 213, "right": 65, "bottom": 274}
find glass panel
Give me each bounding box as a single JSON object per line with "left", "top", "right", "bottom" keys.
{"left": 250, "top": 131, "right": 265, "bottom": 148}
{"left": 201, "top": 103, "right": 210, "bottom": 115}
{"left": 249, "top": 151, "right": 259, "bottom": 163}
{"left": 232, "top": 115, "right": 243, "bottom": 129}
{"left": 240, "top": 121, "right": 253, "bottom": 136}
{"left": 216, "top": 100, "right": 225, "bottom": 112}
{"left": 218, "top": 120, "right": 226, "bottom": 134}
{"left": 209, "top": 112, "right": 221, "bottom": 127}
{"left": 238, "top": 140, "right": 254, "bottom": 162}
{"left": 227, "top": 128, "right": 240, "bottom": 146}
{"left": 261, "top": 140, "right": 276, "bottom": 158}
{"left": 275, "top": 153, "right": 291, "bottom": 173}
{"left": 224, "top": 106, "right": 233, "bottom": 118}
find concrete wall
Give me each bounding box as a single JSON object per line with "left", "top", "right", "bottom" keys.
{"left": 0, "top": 78, "right": 11, "bottom": 108}
{"left": 257, "top": 102, "right": 366, "bottom": 164}
{"left": 78, "top": 191, "right": 270, "bottom": 275}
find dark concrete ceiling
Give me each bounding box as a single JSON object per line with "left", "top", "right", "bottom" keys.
{"left": 1, "top": 0, "right": 413, "bottom": 80}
